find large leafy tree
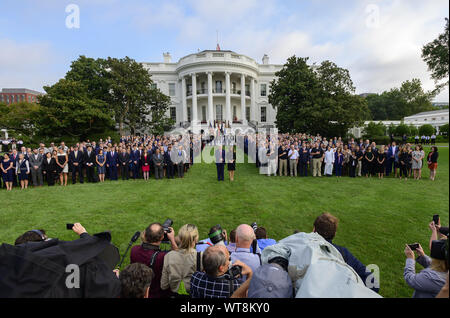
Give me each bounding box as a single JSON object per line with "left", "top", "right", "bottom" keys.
{"left": 104, "top": 56, "right": 173, "bottom": 135}
{"left": 0, "top": 102, "right": 41, "bottom": 136}
{"left": 366, "top": 79, "right": 433, "bottom": 120}
{"left": 422, "top": 18, "right": 449, "bottom": 92}
{"left": 269, "top": 56, "right": 369, "bottom": 136}
{"left": 38, "top": 79, "right": 115, "bottom": 140}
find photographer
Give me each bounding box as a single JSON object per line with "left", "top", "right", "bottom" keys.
{"left": 404, "top": 239, "right": 448, "bottom": 298}
{"left": 196, "top": 225, "right": 228, "bottom": 252}
{"left": 117, "top": 263, "right": 154, "bottom": 298}
{"left": 14, "top": 223, "right": 88, "bottom": 245}
{"left": 312, "top": 213, "right": 379, "bottom": 293}
{"left": 130, "top": 222, "right": 178, "bottom": 298}
{"left": 230, "top": 224, "right": 262, "bottom": 283}
{"left": 190, "top": 245, "right": 252, "bottom": 298}
{"left": 254, "top": 226, "right": 277, "bottom": 251}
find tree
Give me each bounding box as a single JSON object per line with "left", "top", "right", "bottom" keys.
{"left": 363, "top": 122, "right": 386, "bottom": 138}
{"left": 0, "top": 102, "right": 41, "bottom": 137}
{"left": 439, "top": 123, "right": 449, "bottom": 136}
{"left": 269, "top": 56, "right": 369, "bottom": 136}
{"left": 419, "top": 124, "right": 436, "bottom": 136}
{"left": 38, "top": 79, "right": 115, "bottom": 140}
{"left": 422, "top": 18, "right": 449, "bottom": 92}
{"left": 395, "top": 122, "right": 410, "bottom": 137}
{"left": 408, "top": 124, "right": 419, "bottom": 136}
{"left": 366, "top": 79, "right": 434, "bottom": 120}
{"left": 104, "top": 56, "right": 173, "bottom": 135}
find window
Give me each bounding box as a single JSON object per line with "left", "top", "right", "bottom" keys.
{"left": 246, "top": 107, "right": 250, "bottom": 121}
{"left": 215, "top": 81, "right": 222, "bottom": 93}
{"left": 232, "top": 82, "right": 236, "bottom": 94}
{"left": 151, "top": 83, "right": 157, "bottom": 90}
{"left": 201, "top": 106, "right": 206, "bottom": 122}
{"left": 0, "top": 95, "right": 3, "bottom": 103}
{"left": 21, "top": 95, "right": 25, "bottom": 102}
{"left": 187, "top": 107, "right": 191, "bottom": 122}
{"left": 169, "top": 83, "right": 176, "bottom": 96}
{"left": 432, "top": 118, "right": 436, "bottom": 121}
{"left": 233, "top": 105, "right": 237, "bottom": 120}
{"left": 187, "top": 84, "right": 192, "bottom": 96}
{"left": 260, "top": 84, "right": 267, "bottom": 96}
{"left": 245, "top": 84, "right": 250, "bottom": 96}
{"left": 216, "top": 105, "right": 223, "bottom": 121}
{"left": 170, "top": 107, "right": 176, "bottom": 122}
{"left": 6, "top": 96, "right": 9, "bottom": 104}
{"left": 261, "top": 107, "right": 267, "bottom": 122}
{"left": 28, "top": 96, "right": 31, "bottom": 102}
{"left": 15, "top": 95, "right": 19, "bottom": 103}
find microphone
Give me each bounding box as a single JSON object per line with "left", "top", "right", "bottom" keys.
{"left": 116, "top": 231, "right": 140, "bottom": 269}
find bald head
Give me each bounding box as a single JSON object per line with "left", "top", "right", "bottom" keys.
{"left": 236, "top": 224, "right": 256, "bottom": 248}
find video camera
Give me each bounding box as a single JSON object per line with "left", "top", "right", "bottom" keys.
{"left": 228, "top": 264, "right": 242, "bottom": 280}
{"left": 208, "top": 224, "right": 226, "bottom": 245}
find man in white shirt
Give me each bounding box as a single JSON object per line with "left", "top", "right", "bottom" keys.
{"left": 288, "top": 145, "right": 299, "bottom": 177}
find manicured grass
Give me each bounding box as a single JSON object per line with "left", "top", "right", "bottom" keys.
{"left": 0, "top": 145, "right": 448, "bottom": 298}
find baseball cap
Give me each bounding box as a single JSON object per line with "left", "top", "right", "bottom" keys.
{"left": 248, "top": 263, "right": 293, "bottom": 298}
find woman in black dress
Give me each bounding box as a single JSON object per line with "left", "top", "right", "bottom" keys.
{"left": 377, "top": 145, "right": 386, "bottom": 179}
{"left": 227, "top": 145, "right": 236, "bottom": 182}
{"left": 399, "top": 146, "right": 409, "bottom": 180}
{"left": 364, "top": 146, "right": 374, "bottom": 178}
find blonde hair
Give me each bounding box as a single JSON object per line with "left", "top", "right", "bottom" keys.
{"left": 178, "top": 224, "right": 198, "bottom": 252}
{"left": 430, "top": 258, "right": 448, "bottom": 273}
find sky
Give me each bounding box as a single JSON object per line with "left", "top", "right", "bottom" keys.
{"left": 0, "top": 0, "right": 448, "bottom": 102}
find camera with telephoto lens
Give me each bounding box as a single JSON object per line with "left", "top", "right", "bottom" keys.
{"left": 228, "top": 265, "right": 242, "bottom": 279}
{"left": 162, "top": 218, "right": 173, "bottom": 243}
{"left": 251, "top": 222, "right": 258, "bottom": 232}
{"left": 208, "top": 224, "right": 225, "bottom": 245}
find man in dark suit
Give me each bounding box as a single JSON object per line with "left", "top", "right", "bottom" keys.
{"left": 130, "top": 145, "right": 140, "bottom": 179}
{"left": 152, "top": 148, "right": 164, "bottom": 180}
{"left": 118, "top": 148, "right": 130, "bottom": 180}
{"left": 106, "top": 148, "right": 119, "bottom": 180}
{"left": 10, "top": 149, "right": 19, "bottom": 186}
{"left": 84, "top": 145, "right": 97, "bottom": 183}
{"left": 386, "top": 142, "right": 399, "bottom": 177}
{"left": 69, "top": 145, "right": 84, "bottom": 184}
{"left": 164, "top": 145, "right": 174, "bottom": 179}
{"left": 29, "top": 148, "right": 43, "bottom": 187}
{"left": 215, "top": 146, "right": 225, "bottom": 181}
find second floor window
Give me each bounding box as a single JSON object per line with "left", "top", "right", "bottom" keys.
{"left": 261, "top": 106, "right": 267, "bottom": 122}
{"left": 169, "top": 83, "right": 176, "bottom": 96}
{"left": 215, "top": 81, "right": 222, "bottom": 93}
{"left": 260, "top": 84, "right": 267, "bottom": 96}
{"left": 170, "top": 107, "right": 176, "bottom": 121}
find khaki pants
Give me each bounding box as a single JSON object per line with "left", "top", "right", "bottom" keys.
{"left": 312, "top": 158, "right": 322, "bottom": 177}
{"left": 357, "top": 161, "right": 362, "bottom": 177}
{"left": 289, "top": 160, "right": 297, "bottom": 176}
{"left": 279, "top": 159, "right": 287, "bottom": 176}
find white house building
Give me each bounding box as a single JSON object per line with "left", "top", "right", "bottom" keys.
{"left": 403, "top": 109, "right": 449, "bottom": 133}
{"left": 142, "top": 50, "right": 283, "bottom": 131}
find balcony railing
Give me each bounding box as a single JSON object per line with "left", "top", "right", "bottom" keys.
{"left": 186, "top": 89, "right": 251, "bottom": 97}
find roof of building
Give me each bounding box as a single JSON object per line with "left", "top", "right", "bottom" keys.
{"left": 404, "top": 109, "right": 449, "bottom": 118}
{"left": 1, "top": 88, "right": 44, "bottom": 95}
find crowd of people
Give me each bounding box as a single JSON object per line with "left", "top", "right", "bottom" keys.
{"left": 0, "top": 135, "right": 198, "bottom": 191}
{"left": 247, "top": 133, "right": 440, "bottom": 181}
{"left": 7, "top": 212, "right": 448, "bottom": 298}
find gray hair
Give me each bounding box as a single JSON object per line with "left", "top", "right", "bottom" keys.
{"left": 202, "top": 246, "right": 227, "bottom": 277}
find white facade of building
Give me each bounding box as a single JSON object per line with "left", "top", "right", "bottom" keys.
{"left": 142, "top": 50, "right": 283, "bottom": 130}
{"left": 403, "top": 109, "right": 449, "bottom": 133}
{"left": 350, "top": 109, "right": 449, "bottom": 138}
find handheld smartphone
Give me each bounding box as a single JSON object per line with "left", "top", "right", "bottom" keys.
{"left": 408, "top": 243, "right": 419, "bottom": 251}
{"left": 66, "top": 223, "right": 75, "bottom": 230}
{"left": 433, "top": 214, "right": 440, "bottom": 225}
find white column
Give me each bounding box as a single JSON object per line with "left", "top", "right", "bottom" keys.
{"left": 240, "top": 74, "right": 246, "bottom": 124}
{"left": 251, "top": 78, "right": 256, "bottom": 122}
{"left": 207, "top": 72, "right": 214, "bottom": 124}
{"left": 191, "top": 73, "right": 198, "bottom": 124}
{"left": 181, "top": 76, "right": 187, "bottom": 122}
{"left": 225, "top": 72, "right": 231, "bottom": 124}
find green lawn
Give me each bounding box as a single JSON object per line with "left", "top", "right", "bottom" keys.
{"left": 0, "top": 145, "right": 448, "bottom": 298}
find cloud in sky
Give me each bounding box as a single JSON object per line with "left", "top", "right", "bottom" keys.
{"left": 0, "top": 0, "right": 448, "bottom": 101}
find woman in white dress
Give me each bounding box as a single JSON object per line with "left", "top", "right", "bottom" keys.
{"left": 324, "top": 146, "right": 335, "bottom": 177}
{"left": 411, "top": 145, "right": 424, "bottom": 180}
{"left": 56, "top": 148, "right": 68, "bottom": 186}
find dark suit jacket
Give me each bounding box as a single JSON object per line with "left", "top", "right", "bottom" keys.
{"left": 84, "top": 151, "right": 96, "bottom": 166}
{"left": 69, "top": 151, "right": 84, "bottom": 166}
{"left": 106, "top": 152, "right": 118, "bottom": 166}
{"left": 118, "top": 152, "right": 130, "bottom": 165}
